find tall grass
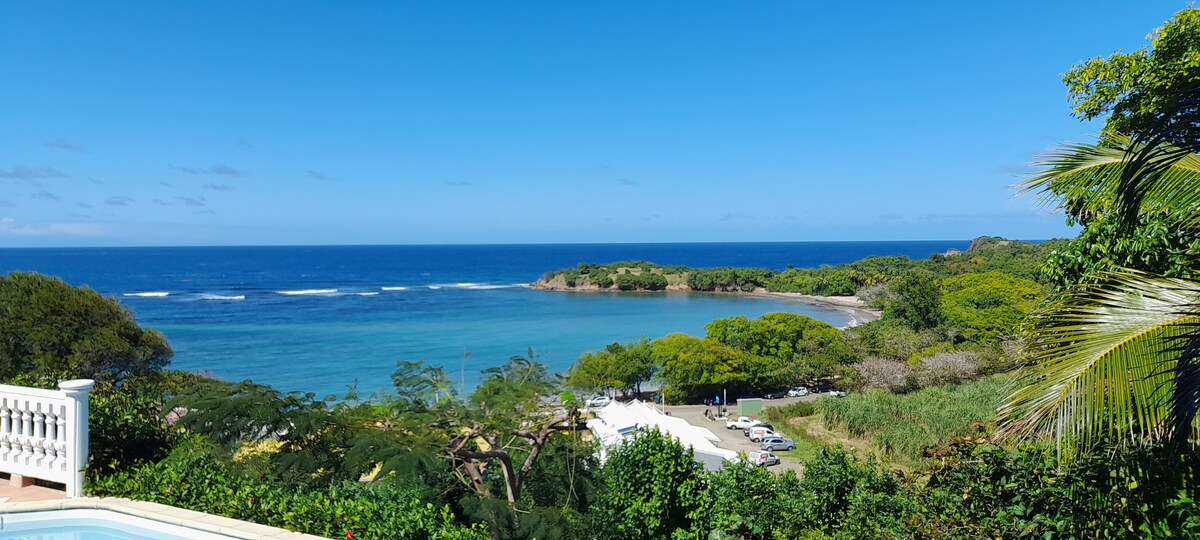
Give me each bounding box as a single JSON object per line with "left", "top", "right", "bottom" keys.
{"left": 815, "top": 375, "right": 1006, "bottom": 461}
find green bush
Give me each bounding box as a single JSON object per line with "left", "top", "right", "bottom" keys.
{"left": 589, "top": 428, "right": 709, "bottom": 540}
{"left": 908, "top": 437, "right": 1200, "bottom": 538}
{"left": 87, "top": 439, "right": 488, "bottom": 540}
{"left": 87, "top": 388, "right": 178, "bottom": 480}
{"left": 614, "top": 273, "right": 639, "bottom": 291}
{"left": 798, "top": 446, "right": 909, "bottom": 537}
{"left": 689, "top": 267, "right": 773, "bottom": 292}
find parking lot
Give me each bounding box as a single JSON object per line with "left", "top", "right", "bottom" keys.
{"left": 665, "top": 395, "right": 817, "bottom": 474}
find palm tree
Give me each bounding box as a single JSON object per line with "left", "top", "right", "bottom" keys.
{"left": 998, "top": 91, "right": 1200, "bottom": 457}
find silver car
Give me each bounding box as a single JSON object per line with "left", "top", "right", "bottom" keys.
{"left": 759, "top": 436, "right": 796, "bottom": 451}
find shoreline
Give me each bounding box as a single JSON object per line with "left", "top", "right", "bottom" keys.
{"left": 531, "top": 281, "right": 881, "bottom": 328}
{"left": 734, "top": 291, "right": 881, "bottom": 328}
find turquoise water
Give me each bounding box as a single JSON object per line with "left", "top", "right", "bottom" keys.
{"left": 0, "top": 516, "right": 230, "bottom": 540}
{"left": 0, "top": 242, "right": 965, "bottom": 397}
{"left": 0, "top": 523, "right": 187, "bottom": 540}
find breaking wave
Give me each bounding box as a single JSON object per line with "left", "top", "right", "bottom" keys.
{"left": 198, "top": 294, "right": 246, "bottom": 301}
{"left": 434, "top": 282, "right": 530, "bottom": 290}
{"left": 277, "top": 289, "right": 338, "bottom": 296}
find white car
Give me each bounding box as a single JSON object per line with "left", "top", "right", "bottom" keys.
{"left": 725, "top": 416, "right": 764, "bottom": 430}
{"left": 587, "top": 396, "right": 613, "bottom": 407}
{"left": 747, "top": 450, "right": 780, "bottom": 467}
{"left": 828, "top": 390, "right": 847, "bottom": 397}
{"left": 787, "top": 387, "right": 809, "bottom": 397}
{"left": 748, "top": 426, "right": 777, "bottom": 442}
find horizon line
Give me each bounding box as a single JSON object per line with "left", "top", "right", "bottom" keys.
{"left": 0, "top": 237, "right": 1055, "bottom": 250}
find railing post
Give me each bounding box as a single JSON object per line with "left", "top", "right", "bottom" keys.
{"left": 57, "top": 379, "right": 94, "bottom": 498}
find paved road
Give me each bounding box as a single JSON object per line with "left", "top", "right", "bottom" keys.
{"left": 665, "top": 395, "right": 818, "bottom": 474}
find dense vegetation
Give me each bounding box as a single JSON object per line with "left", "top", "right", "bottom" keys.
{"left": 539, "top": 237, "right": 1063, "bottom": 295}
{"left": 0, "top": 272, "right": 172, "bottom": 381}
{"left": 7, "top": 7, "right": 1200, "bottom": 538}
{"left": 816, "top": 376, "right": 1007, "bottom": 461}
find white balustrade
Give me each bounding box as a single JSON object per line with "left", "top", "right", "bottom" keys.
{"left": 0, "top": 379, "right": 93, "bottom": 498}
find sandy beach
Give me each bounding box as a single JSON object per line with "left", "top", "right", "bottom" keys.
{"left": 532, "top": 277, "right": 882, "bottom": 328}
{"left": 736, "top": 291, "right": 881, "bottom": 327}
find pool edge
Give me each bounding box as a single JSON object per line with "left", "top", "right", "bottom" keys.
{"left": 0, "top": 497, "right": 330, "bottom": 539}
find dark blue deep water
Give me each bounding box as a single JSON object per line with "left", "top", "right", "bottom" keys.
{"left": 0, "top": 242, "right": 965, "bottom": 397}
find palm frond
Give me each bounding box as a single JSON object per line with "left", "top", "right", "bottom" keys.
{"left": 997, "top": 271, "right": 1200, "bottom": 457}
{"left": 1015, "top": 136, "right": 1200, "bottom": 226}
{"left": 1165, "top": 318, "right": 1200, "bottom": 449}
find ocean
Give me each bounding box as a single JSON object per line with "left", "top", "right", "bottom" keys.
{"left": 0, "top": 241, "right": 966, "bottom": 398}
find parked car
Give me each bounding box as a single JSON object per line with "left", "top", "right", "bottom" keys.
{"left": 763, "top": 390, "right": 788, "bottom": 399}
{"left": 828, "top": 390, "right": 847, "bottom": 397}
{"left": 787, "top": 387, "right": 809, "bottom": 397}
{"left": 725, "top": 416, "right": 764, "bottom": 430}
{"left": 743, "top": 422, "right": 775, "bottom": 437}
{"left": 747, "top": 450, "right": 780, "bottom": 467}
{"left": 760, "top": 436, "right": 796, "bottom": 451}
{"left": 586, "top": 396, "right": 612, "bottom": 407}
{"left": 748, "top": 426, "right": 777, "bottom": 442}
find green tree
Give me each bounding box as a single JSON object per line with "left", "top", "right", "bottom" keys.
{"left": 886, "top": 269, "right": 943, "bottom": 331}
{"left": 652, "top": 334, "right": 774, "bottom": 402}
{"left": 705, "top": 313, "right": 853, "bottom": 384}
{"left": 1002, "top": 8, "right": 1200, "bottom": 457}
{"left": 797, "top": 446, "right": 908, "bottom": 536}
{"left": 565, "top": 338, "right": 657, "bottom": 397}
{"left": 1040, "top": 211, "right": 1199, "bottom": 290}
{"left": 167, "top": 378, "right": 381, "bottom": 488}
{"left": 1064, "top": 7, "right": 1200, "bottom": 136}
{"left": 706, "top": 463, "right": 809, "bottom": 539}
{"left": 0, "top": 272, "right": 173, "bottom": 381}
{"left": 356, "top": 354, "right": 590, "bottom": 538}
{"left": 939, "top": 272, "right": 1042, "bottom": 342}
{"left": 565, "top": 350, "right": 624, "bottom": 395}
{"left": 590, "top": 429, "right": 709, "bottom": 540}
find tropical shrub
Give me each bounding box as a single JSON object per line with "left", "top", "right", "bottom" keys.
{"left": 87, "top": 387, "right": 178, "bottom": 480}
{"left": 706, "top": 462, "right": 811, "bottom": 539}
{"left": 589, "top": 428, "right": 709, "bottom": 540}
{"left": 909, "top": 436, "right": 1200, "bottom": 538}
{"left": 797, "top": 446, "right": 910, "bottom": 538}
{"left": 88, "top": 439, "right": 488, "bottom": 540}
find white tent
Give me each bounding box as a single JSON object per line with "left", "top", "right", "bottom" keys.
{"left": 586, "top": 399, "right": 738, "bottom": 470}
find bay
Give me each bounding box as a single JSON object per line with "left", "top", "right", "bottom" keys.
{"left": 0, "top": 241, "right": 965, "bottom": 397}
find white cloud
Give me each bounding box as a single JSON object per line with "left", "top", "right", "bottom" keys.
{"left": 0, "top": 217, "right": 110, "bottom": 237}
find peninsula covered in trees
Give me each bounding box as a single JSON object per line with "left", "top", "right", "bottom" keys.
{"left": 534, "top": 236, "right": 1061, "bottom": 296}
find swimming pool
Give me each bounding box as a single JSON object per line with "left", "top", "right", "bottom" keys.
{"left": 0, "top": 500, "right": 329, "bottom": 540}
{"left": 0, "top": 509, "right": 239, "bottom": 539}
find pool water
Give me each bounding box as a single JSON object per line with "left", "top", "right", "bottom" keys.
{"left": 0, "top": 509, "right": 237, "bottom": 540}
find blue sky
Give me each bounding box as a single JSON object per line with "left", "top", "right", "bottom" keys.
{"left": 0, "top": 1, "right": 1187, "bottom": 247}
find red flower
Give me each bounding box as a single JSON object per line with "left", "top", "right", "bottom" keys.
{"left": 345, "top": 531, "right": 353, "bottom": 539}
